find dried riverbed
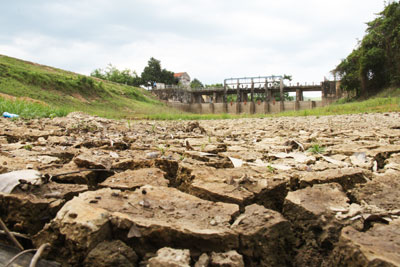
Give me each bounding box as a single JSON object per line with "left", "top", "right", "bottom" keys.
{"left": 1, "top": 112, "right": 400, "bottom": 266}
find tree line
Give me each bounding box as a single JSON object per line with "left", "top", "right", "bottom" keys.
{"left": 91, "top": 57, "right": 215, "bottom": 89}
{"left": 91, "top": 57, "right": 176, "bottom": 87}
{"left": 335, "top": 1, "right": 400, "bottom": 97}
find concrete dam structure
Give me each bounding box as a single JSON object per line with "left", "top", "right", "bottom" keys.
{"left": 152, "top": 76, "right": 342, "bottom": 114}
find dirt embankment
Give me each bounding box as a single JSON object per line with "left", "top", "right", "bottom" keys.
{"left": 1, "top": 112, "right": 400, "bottom": 266}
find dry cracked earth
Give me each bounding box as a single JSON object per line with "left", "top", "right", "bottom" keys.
{"left": 0, "top": 112, "right": 400, "bottom": 266}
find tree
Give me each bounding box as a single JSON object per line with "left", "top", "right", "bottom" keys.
{"left": 205, "top": 83, "right": 223, "bottom": 88}
{"left": 90, "top": 64, "right": 141, "bottom": 86}
{"left": 190, "top": 78, "right": 204, "bottom": 89}
{"left": 335, "top": 1, "right": 400, "bottom": 96}
{"left": 141, "top": 57, "right": 176, "bottom": 86}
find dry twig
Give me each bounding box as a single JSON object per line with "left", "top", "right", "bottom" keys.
{"left": 0, "top": 229, "right": 30, "bottom": 240}
{"left": 0, "top": 218, "right": 24, "bottom": 251}
{"left": 5, "top": 249, "right": 36, "bottom": 267}
{"left": 29, "top": 243, "right": 50, "bottom": 267}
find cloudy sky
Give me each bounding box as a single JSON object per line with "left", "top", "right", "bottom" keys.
{"left": 0, "top": 0, "right": 385, "bottom": 85}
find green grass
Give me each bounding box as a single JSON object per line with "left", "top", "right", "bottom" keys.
{"left": 266, "top": 96, "right": 400, "bottom": 118}
{"left": 307, "top": 144, "right": 326, "bottom": 154}
{"left": 0, "top": 97, "right": 69, "bottom": 118}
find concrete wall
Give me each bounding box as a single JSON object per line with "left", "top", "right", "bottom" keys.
{"left": 254, "top": 101, "right": 265, "bottom": 114}
{"left": 191, "top": 103, "right": 202, "bottom": 113}
{"left": 167, "top": 100, "right": 327, "bottom": 114}
{"left": 167, "top": 102, "right": 191, "bottom": 112}
{"left": 214, "top": 103, "right": 226, "bottom": 113}
{"left": 299, "top": 101, "right": 312, "bottom": 110}
{"left": 284, "top": 102, "right": 296, "bottom": 111}
{"left": 269, "top": 102, "right": 281, "bottom": 113}
{"left": 201, "top": 103, "right": 213, "bottom": 114}
{"left": 227, "top": 102, "right": 237, "bottom": 114}
{"left": 240, "top": 102, "right": 252, "bottom": 114}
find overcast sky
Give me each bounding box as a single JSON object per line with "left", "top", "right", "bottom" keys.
{"left": 0, "top": 0, "right": 385, "bottom": 85}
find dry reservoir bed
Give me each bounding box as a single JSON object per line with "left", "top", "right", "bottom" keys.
{"left": 0, "top": 112, "right": 400, "bottom": 266}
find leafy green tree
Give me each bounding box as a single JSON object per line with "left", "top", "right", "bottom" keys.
{"left": 335, "top": 1, "right": 400, "bottom": 96}
{"left": 141, "top": 57, "right": 176, "bottom": 86}
{"left": 161, "top": 69, "right": 175, "bottom": 85}
{"left": 190, "top": 78, "right": 204, "bottom": 88}
{"left": 205, "top": 83, "right": 223, "bottom": 88}
{"left": 90, "top": 64, "right": 141, "bottom": 86}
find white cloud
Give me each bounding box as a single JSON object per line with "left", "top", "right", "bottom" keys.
{"left": 0, "top": 0, "right": 386, "bottom": 85}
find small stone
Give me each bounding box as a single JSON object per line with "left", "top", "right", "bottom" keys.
{"left": 148, "top": 247, "right": 190, "bottom": 267}
{"left": 210, "top": 251, "right": 244, "bottom": 267}
{"left": 146, "top": 152, "right": 160, "bottom": 159}
{"left": 109, "top": 152, "right": 119, "bottom": 158}
{"left": 83, "top": 240, "right": 138, "bottom": 267}
{"left": 139, "top": 199, "right": 151, "bottom": 208}
{"left": 195, "top": 253, "right": 210, "bottom": 267}
{"left": 210, "top": 219, "right": 217, "bottom": 226}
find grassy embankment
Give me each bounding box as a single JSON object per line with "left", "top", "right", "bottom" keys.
{"left": 0, "top": 54, "right": 188, "bottom": 119}
{"left": 1, "top": 54, "right": 399, "bottom": 120}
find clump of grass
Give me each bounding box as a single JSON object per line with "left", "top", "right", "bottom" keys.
{"left": 157, "top": 145, "right": 167, "bottom": 155}
{"left": 266, "top": 165, "right": 276, "bottom": 173}
{"left": 23, "top": 144, "right": 33, "bottom": 151}
{"left": 307, "top": 144, "right": 325, "bottom": 154}
{"left": 0, "top": 97, "right": 69, "bottom": 119}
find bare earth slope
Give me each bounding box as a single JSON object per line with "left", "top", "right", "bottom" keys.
{"left": 1, "top": 112, "right": 400, "bottom": 266}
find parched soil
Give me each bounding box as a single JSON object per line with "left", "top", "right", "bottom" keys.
{"left": 1, "top": 112, "right": 400, "bottom": 266}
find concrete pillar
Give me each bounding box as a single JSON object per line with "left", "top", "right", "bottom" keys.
{"left": 242, "top": 92, "right": 248, "bottom": 102}
{"left": 223, "top": 80, "right": 227, "bottom": 103}
{"left": 195, "top": 94, "right": 203, "bottom": 103}
{"left": 335, "top": 80, "right": 342, "bottom": 99}
{"left": 216, "top": 93, "right": 224, "bottom": 103}
{"left": 264, "top": 81, "right": 272, "bottom": 102}
{"left": 189, "top": 92, "right": 194, "bottom": 104}
{"left": 295, "top": 101, "right": 300, "bottom": 111}
{"left": 236, "top": 80, "right": 241, "bottom": 114}
{"left": 280, "top": 79, "right": 284, "bottom": 112}
{"left": 236, "top": 80, "right": 240, "bottom": 102}
{"left": 222, "top": 102, "right": 228, "bottom": 113}
{"left": 209, "top": 103, "right": 215, "bottom": 114}
{"left": 250, "top": 79, "right": 254, "bottom": 102}
{"left": 296, "top": 89, "right": 304, "bottom": 101}
{"left": 264, "top": 81, "right": 270, "bottom": 114}
{"left": 249, "top": 79, "right": 255, "bottom": 114}
{"left": 310, "top": 101, "right": 316, "bottom": 109}
{"left": 264, "top": 101, "right": 270, "bottom": 114}
{"left": 321, "top": 81, "right": 327, "bottom": 105}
